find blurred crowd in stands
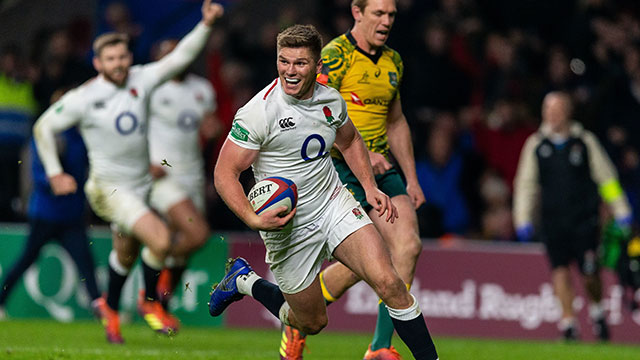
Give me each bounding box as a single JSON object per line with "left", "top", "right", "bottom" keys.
{"left": 2, "top": 0, "right": 640, "bottom": 241}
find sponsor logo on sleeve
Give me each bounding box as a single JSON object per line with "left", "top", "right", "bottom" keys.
{"left": 388, "top": 72, "right": 398, "bottom": 87}
{"left": 230, "top": 121, "right": 250, "bottom": 141}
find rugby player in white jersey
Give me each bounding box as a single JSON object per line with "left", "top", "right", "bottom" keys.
{"left": 147, "top": 39, "right": 217, "bottom": 309}
{"left": 32, "top": 0, "right": 224, "bottom": 344}
{"left": 209, "top": 24, "right": 438, "bottom": 360}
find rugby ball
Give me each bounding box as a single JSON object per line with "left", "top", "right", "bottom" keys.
{"left": 248, "top": 177, "right": 298, "bottom": 215}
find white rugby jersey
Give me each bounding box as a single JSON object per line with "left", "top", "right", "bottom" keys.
{"left": 34, "top": 23, "right": 211, "bottom": 187}
{"left": 228, "top": 79, "right": 349, "bottom": 226}
{"left": 148, "top": 74, "right": 216, "bottom": 177}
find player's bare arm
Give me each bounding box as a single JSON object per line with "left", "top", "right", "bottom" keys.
{"left": 33, "top": 94, "right": 82, "bottom": 197}
{"left": 386, "top": 97, "right": 425, "bottom": 209}
{"left": 335, "top": 119, "right": 398, "bottom": 223}
{"left": 214, "top": 138, "right": 295, "bottom": 231}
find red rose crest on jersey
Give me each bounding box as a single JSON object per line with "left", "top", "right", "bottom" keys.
{"left": 322, "top": 106, "right": 335, "bottom": 124}
{"left": 130, "top": 88, "right": 138, "bottom": 98}
{"left": 350, "top": 92, "right": 365, "bottom": 106}
{"left": 196, "top": 93, "right": 204, "bottom": 103}
{"left": 352, "top": 208, "right": 364, "bottom": 220}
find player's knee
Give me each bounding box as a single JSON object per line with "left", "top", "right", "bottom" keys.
{"left": 372, "top": 274, "right": 406, "bottom": 302}
{"left": 191, "top": 223, "right": 210, "bottom": 249}
{"left": 182, "top": 224, "right": 210, "bottom": 255}
{"left": 298, "top": 314, "right": 328, "bottom": 335}
{"left": 151, "top": 235, "right": 172, "bottom": 260}
{"left": 399, "top": 234, "right": 422, "bottom": 261}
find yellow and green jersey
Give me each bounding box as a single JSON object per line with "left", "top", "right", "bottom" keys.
{"left": 318, "top": 31, "right": 403, "bottom": 158}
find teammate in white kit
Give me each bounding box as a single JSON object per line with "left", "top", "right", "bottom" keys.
{"left": 148, "top": 39, "right": 218, "bottom": 307}
{"left": 32, "top": 0, "right": 224, "bottom": 344}
{"left": 209, "top": 24, "right": 438, "bottom": 360}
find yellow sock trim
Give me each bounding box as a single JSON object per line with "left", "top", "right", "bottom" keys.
{"left": 378, "top": 283, "right": 412, "bottom": 305}
{"left": 319, "top": 271, "right": 337, "bottom": 303}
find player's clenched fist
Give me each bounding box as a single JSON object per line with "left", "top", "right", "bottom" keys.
{"left": 202, "top": 0, "right": 224, "bottom": 26}
{"left": 49, "top": 173, "right": 78, "bottom": 196}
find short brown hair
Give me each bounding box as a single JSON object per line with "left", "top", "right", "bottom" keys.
{"left": 351, "top": 0, "right": 368, "bottom": 11}
{"left": 351, "top": 0, "right": 396, "bottom": 12}
{"left": 276, "top": 24, "right": 322, "bottom": 62}
{"left": 92, "top": 32, "right": 129, "bottom": 57}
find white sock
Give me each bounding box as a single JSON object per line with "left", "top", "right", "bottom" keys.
{"left": 236, "top": 271, "right": 260, "bottom": 296}
{"left": 109, "top": 250, "right": 130, "bottom": 276}
{"left": 141, "top": 247, "right": 163, "bottom": 270}
{"left": 165, "top": 255, "right": 186, "bottom": 268}
{"left": 558, "top": 317, "right": 576, "bottom": 331}
{"left": 386, "top": 294, "right": 422, "bottom": 321}
{"left": 279, "top": 301, "right": 291, "bottom": 326}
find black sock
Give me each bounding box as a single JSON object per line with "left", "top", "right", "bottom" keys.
{"left": 391, "top": 317, "right": 438, "bottom": 360}
{"left": 170, "top": 265, "right": 186, "bottom": 291}
{"left": 107, "top": 265, "right": 128, "bottom": 310}
{"left": 142, "top": 259, "right": 161, "bottom": 301}
{"left": 251, "top": 279, "right": 285, "bottom": 318}
{"left": 161, "top": 265, "right": 187, "bottom": 309}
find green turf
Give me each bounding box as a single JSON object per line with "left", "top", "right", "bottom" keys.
{"left": 0, "top": 319, "right": 639, "bottom": 359}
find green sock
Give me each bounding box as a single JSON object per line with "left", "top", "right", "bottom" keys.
{"left": 370, "top": 301, "right": 394, "bottom": 350}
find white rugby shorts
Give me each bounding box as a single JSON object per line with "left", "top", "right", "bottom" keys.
{"left": 148, "top": 176, "right": 193, "bottom": 214}
{"left": 261, "top": 186, "right": 372, "bottom": 294}
{"left": 84, "top": 176, "right": 152, "bottom": 234}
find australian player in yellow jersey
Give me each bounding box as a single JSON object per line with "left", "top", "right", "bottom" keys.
{"left": 279, "top": 1, "right": 428, "bottom": 359}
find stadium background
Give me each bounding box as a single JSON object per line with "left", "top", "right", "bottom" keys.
{"left": 1, "top": 0, "right": 640, "bottom": 347}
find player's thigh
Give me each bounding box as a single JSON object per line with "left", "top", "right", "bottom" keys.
{"left": 332, "top": 223, "right": 397, "bottom": 290}
{"left": 131, "top": 212, "right": 171, "bottom": 254}
{"left": 166, "top": 198, "right": 209, "bottom": 238}
{"left": 85, "top": 177, "right": 150, "bottom": 234}
{"left": 369, "top": 194, "right": 420, "bottom": 248}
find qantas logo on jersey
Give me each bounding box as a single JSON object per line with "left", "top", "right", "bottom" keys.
{"left": 278, "top": 117, "right": 296, "bottom": 131}
{"left": 350, "top": 92, "right": 364, "bottom": 106}
{"left": 364, "top": 98, "right": 390, "bottom": 106}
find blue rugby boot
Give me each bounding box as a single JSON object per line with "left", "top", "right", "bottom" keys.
{"left": 209, "top": 257, "right": 253, "bottom": 316}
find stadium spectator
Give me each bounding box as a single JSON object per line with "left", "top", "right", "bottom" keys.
{"left": 472, "top": 98, "right": 536, "bottom": 193}
{"left": 32, "top": 28, "right": 95, "bottom": 115}
{"left": 0, "top": 45, "right": 37, "bottom": 222}
{"left": 513, "top": 91, "right": 632, "bottom": 340}
{"left": 415, "top": 112, "right": 474, "bottom": 237}
{"left": 0, "top": 126, "right": 102, "bottom": 321}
